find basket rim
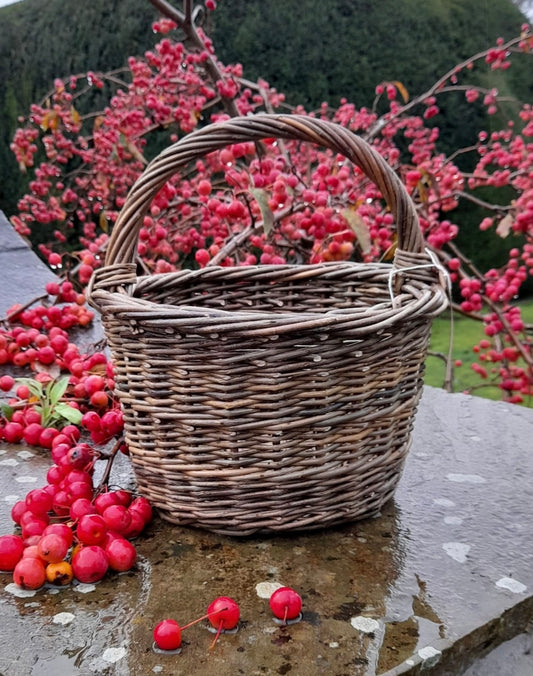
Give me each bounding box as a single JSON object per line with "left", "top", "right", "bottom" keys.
{"left": 91, "top": 262, "right": 448, "bottom": 336}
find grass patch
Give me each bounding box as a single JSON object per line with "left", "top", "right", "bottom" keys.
{"left": 424, "top": 298, "right": 533, "bottom": 407}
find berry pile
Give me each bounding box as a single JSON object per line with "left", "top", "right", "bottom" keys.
{"left": 0, "top": 439, "right": 152, "bottom": 590}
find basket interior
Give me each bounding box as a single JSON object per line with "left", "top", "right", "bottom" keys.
{"left": 132, "top": 265, "right": 400, "bottom": 315}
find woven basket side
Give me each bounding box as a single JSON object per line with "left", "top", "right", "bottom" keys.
{"left": 100, "top": 295, "right": 431, "bottom": 535}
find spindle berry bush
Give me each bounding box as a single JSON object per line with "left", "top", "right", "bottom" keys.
{"left": 4, "top": 0, "right": 533, "bottom": 403}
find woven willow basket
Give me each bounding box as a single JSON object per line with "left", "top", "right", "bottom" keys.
{"left": 89, "top": 114, "right": 448, "bottom": 536}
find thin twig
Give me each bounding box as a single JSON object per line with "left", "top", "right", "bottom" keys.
{"left": 96, "top": 436, "right": 124, "bottom": 492}
{"left": 366, "top": 33, "right": 532, "bottom": 140}
{"left": 0, "top": 294, "right": 49, "bottom": 326}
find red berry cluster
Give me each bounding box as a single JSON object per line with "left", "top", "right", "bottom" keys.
{"left": 0, "top": 282, "right": 124, "bottom": 448}
{"left": 0, "top": 440, "right": 152, "bottom": 590}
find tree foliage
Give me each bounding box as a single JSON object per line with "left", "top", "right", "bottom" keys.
{"left": 1, "top": 0, "right": 530, "bottom": 217}
{"left": 1, "top": 0, "right": 533, "bottom": 405}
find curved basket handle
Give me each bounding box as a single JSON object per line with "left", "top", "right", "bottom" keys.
{"left": 104, "top": 114, "right": 424, "bottom": 268}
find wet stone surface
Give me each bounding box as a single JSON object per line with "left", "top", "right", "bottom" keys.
{"left": 1, "top": 213, "right": 532, "bottom": 674}
{"left": 0, "top": 388, "right": 532, "bottom": 675}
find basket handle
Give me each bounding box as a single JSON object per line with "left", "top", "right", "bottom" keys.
{"left": 104, "top": 114, "right": 424, "bottom": 268}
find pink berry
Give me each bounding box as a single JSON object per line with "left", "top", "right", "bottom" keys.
{"left": 102, "top": 505, "right": 131, "bottom": 534}
{"left": 4, "top": 422, "right": 24, "bottom": 443}
{"left": 76, "top": 513, "right": 107, "bottom": 545}
{"left": 13, "top": 556, "right": 46, "bottom": 589}
{"left": 105, "top": 538, "right": 137, "bottom": 572}
{"left": 94, "top": 492, "right": 120, "bottom": 515}
{"left": 42, "top": 523, "right": 74, "bottom": 547}
{"left": 269, "top": 587, "right": 302, "bottom": 623}
{"left": 71, "top": 545, "right": 108, "bottom": 583}
{"left": 0, "top": 535, "right": 24, "bottom": 571}
{"left": 70, "top": 498, "right": 96, "bottom": 521}
{"left": 37, "top": 533, "right": 69, "bottom": 564}
{"left": 207, "top": 596, "right": 240, "bottom": 630}
{"left": 153, "top": 619, "right": 181, "bottom": 651}
{"left": 129, "top": 496, "right": 153, "bottom": 524}
{"left": 0, "top": 375, "right": 15, "bottom": 392}
{"left": 25, "top": 488, "right": 53, "bottom": 515}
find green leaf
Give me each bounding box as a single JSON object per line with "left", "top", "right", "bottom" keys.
{"left": 250, "top": 187, "right": 275, "bottom": 236}
{"left": 48, "top": 376, "right": 70, "bottom": 405}
{"left": 53, "top": 402, "right": 83, "bottom": 425}
{"left": 15, "top": 378, "right": 43, "bottom": 398}
{"left": 0, "top": 403, "right": 14, "bottom": 420}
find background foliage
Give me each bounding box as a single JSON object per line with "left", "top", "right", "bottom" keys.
{"left": 1, "top": 0, "right": 531, "bottom": 244}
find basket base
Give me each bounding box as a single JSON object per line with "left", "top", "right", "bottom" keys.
{"left": 152, "top": 494, "right": 392, "bottom": 537}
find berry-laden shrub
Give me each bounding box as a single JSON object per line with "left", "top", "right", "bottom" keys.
{"left": 5, "top": 1, "right": 533, "bottom": 403}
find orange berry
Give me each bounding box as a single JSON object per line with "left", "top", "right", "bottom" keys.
{"left": 46, "top": 561, "right": 74, "bottom": 586}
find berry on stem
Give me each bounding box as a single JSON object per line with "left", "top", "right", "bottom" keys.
{"left": 153, "top": 619, "right": 182, "bottom": 651}
{"left": 269, "top": 587, "right": 302, "bottom": 625}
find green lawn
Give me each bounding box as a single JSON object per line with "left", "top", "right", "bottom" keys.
{"left": 424, "top": 298, "right": 533, "bottom": 407}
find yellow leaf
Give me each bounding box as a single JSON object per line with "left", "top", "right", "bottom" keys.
{"left": 41, "top": 111, "right": 60, "bottom": 132}
{"left": 99, "top": 211, "right": 109, "bottom": 233}
{"left": 381, "top": 233, "right": 398, "bottom": 261}
{"left": 40, "top": 111, "right": 52, "bottom": 131}
{"left": 342, "top": 208, "right": 371, "bottom": 253}
{"left": 125, "top": 139, "right": 148, "bottom": 165}
{"left": 495, "top": 213, "right": 513, "bottom": 238}
{"left": 392, "top": 80, "right": 409, "bottom": 103}
{"left": 70, "top": 106, "right": 81, "bottom": 125}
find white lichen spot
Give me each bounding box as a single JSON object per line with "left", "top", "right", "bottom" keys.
{"left": 4, "top": 495, "right": 21, "bottom": 504}
{"left": 17, "top": 450, "right": 35, "bottom": 460}
{"left": 74, "top": 583, "right": 96, "bottom": 594}
{"left": 329, "top": 641, "right": 339, "bottom": 648}
{"left": 0, "top": 458, "right": 19, "bottom": 466}
{"left": 102, "top": 647, "right": 127, "bottom": 663}
{"left": 446, "top": 473, "right": 486, "bottom": 484}
{"left": 406, "top": 659, "right": 415, "bottom": 666}
{"left": 418, "top": 646, "right": 442, "bottom": 666}
{"left": 495, "top": 577, "right": 527, "bottom": 594}
{"left": 350, "top": 616, "right": 380, "bottom": 634}
{"left": 442, "top": 542, "right": 471, "bottom": 563}
{"left": 52, "top": 612, "right": 75, "bottom": 626}
{"left": 152, "top": 667, "right": 163, "bottom": 674}
{"left": 444, "top": 516, "right": 464, "bottom": 525}
{"left": 255, "top": 581, "right": 283, "bottom": 599}
{"left": 4, "top": 583, "right": 37, "bottom": 598}
{"left": 433, "top": 498, "right": 455, "bottom": 507}
{"left": 15, "top": 476, "right": 38, "bottom": 483}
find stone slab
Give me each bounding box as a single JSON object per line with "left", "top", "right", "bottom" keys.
{"left": 1, "top": 209, "right": 533, "bottom": 673}
{"left": 0, "top": 211, "right": 57, "bottom": 316}
{"left": 0, "top": 386, "right": 532, "bottom": 675}
{"left": 0, "top": 210, "right": 104, "bottom": 346}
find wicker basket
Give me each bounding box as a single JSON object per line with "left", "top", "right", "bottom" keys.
{"left": 89, "top": 114, "right": 448, "bottom": 536}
